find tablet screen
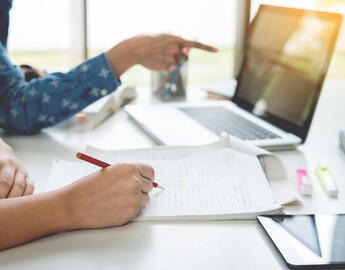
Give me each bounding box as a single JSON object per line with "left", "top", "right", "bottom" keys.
{"left": 258, "top": 214, "right": 345, "bottom": 268}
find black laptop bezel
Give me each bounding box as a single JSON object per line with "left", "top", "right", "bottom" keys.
{"left": 232, "top": 5, "right": 343, "bottom": 142}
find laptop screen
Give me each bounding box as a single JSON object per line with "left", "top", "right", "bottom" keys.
{"left": 233, "top": 5, "right": 342, "bottom": 141}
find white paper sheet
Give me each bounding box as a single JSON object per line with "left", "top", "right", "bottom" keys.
{"left": 86, "top": 135, "right": 299, "bottom": 205}
{"left": 46, "top": 147, "right": 282, "bottom": 220}
{"left": 134, "top": 149, "right": 282, "bottom": 220}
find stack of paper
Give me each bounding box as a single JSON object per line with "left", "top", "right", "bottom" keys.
{"left": 46, "top": 136, "right": 295, "bottom": 220}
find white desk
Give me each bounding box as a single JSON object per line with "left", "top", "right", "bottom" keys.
{"left": 1, "top": 79, "right": 345, "bottom": 270}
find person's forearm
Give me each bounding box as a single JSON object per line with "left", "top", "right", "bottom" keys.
{"left": 0, "top": 190, "right": 72, "bottom": 250}
{"left": 106, "top": 38, "right": 138, "bottom": 77}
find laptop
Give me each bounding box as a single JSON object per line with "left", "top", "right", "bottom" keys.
{"left": 125, "top": 5, "right": 343, "bottom": 150}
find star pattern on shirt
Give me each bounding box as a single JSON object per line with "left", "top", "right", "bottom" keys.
{"left": 98, "top": 68, "right": 111, "bottom": 79}
{"left": 80, "top": 64, "right": 90, "bottom": 72}
{"left": 28, "top": 88, "right": 37, "bottom": 97}
{"left": 70, "top": 102, "right": 79, "bottom": 110}
{"left": 10, "top": 108, "right": 18, "bottom": 118}
{"left": 50, "top": 80, "right": 59, "bottom": 88}
{"left": 9, "top": 77, "right": 16, "bottom": 86}
{"left": 38, "top": 114, "right": 47, "bottom": 122}
{"left": 90, "top": 87, "right": 100, "bottom": 97}
{"left": 100, "top": 89, "right": 108, "bottom": 96}
{"left": 42, "top": 94, "right": 50, "bottom": 103}
{"left": 62, "top": 99, "right": 70, "bottom": 108}
{"left": 48, "top": 116, "right": 55, "bottom": 123}
{"left": 0, "top": 53, "right": 121, "bottom": 133}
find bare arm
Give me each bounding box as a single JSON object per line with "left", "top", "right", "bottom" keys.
{"left": 0, "top": 163, "right": 154, "bottom": 250}
{"left": 106, "top": 34, "right": 217, "bottom": 77}
{"left": 0, "top": 189, "right": 70, "bottom": 249}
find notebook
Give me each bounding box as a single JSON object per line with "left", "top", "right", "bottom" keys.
{"left": 45, "top": 136, "right": 296, "bottom": 220}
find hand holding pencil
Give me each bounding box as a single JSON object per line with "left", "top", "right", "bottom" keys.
{"left": 76, "top": 152, "right": 164, "bottom": 189}
{"left": 57, "top": 154, "right": 160, "bottom": 229}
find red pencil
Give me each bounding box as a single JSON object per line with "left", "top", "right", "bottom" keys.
{"left": 76, "top": 152, "right": 164, "bottom": 189}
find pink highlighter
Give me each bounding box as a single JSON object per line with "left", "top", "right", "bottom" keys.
{"left": 296, "top": 169, "right": 312, "bottom": 195}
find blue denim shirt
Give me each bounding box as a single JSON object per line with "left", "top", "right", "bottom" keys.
{"left": 0, "top": 0, "right": 11, "bottom": 48}
{"left": 0, "top": 0, "right": 121, "bottom": 134}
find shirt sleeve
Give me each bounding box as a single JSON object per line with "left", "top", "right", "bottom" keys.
{"left": 0, "top": 43, "right": 121, "bottom": 134}
{"left": 0, "top": 0, "right": 12, "bottom": 48}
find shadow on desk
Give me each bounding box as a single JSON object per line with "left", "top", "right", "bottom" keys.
{"left": 2, "top": 131, "right": 79, "bottom": 160}
{"left": 0, "top": 222, "right": 153, "bottom": 268}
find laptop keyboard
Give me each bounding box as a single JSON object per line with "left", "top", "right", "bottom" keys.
{"left": 179, "top": 106, "right": 281, "bottom": 141}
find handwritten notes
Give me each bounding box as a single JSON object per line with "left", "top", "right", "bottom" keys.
{"left": 46, "top": 146, "right": 281, "bottom": 220}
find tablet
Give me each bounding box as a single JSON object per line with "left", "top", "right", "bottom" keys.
{"left": 257, "top": 214, "right": 345, "bottom": 269}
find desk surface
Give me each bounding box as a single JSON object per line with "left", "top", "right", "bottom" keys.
{"left": 1, "top": 79, "right": 345, "bottom": 270}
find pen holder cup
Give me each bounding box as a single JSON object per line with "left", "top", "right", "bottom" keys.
{"left": 151, "top": 63, "right": 187, "bottom": 101}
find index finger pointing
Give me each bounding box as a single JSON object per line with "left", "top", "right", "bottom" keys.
{"left": 180, "top": 39, "right": 218, "bottom": 52}
{"left": 135, "top": 163, "right": 155, "bottom": 181}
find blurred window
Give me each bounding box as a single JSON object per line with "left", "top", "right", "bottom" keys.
{"left": 87, "top": 0, "right": 237, "bottom": 86}
{"left": 7, "top": 1, "right": 343, "bottom": 83}
{"left": 7, "top": 0, "right": 72, "bottom": 71}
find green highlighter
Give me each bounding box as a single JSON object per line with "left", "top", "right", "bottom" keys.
{"left": 315, "top": 164, "right": 338, "bottom": 197}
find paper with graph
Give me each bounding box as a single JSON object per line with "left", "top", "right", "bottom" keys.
{"left": 46, "top": 137, "right": 283, "bottom": 220}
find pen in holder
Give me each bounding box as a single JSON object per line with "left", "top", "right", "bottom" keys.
{"left": 151, "top": 62, "right": 187, "bottom": 101}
